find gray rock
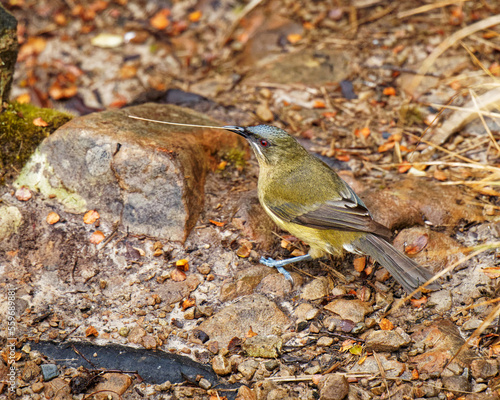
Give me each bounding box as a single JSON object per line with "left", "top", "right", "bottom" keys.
{"left": 41, "top": 364, "right": 59, "bottom": 381}
{"left": 212, "top": 354, "right": 232, "bottom": 376}
{"left": 428, "top": 290, "right": 452, "bottom": 313}
{"left": 199, "top": 294, "right": 290, "bottom": 348}
{"left": 0, "top": 206, "right": 22, "bottom": 241}
{"left": 324, "top": 299, "right": 373, "bottom": 324}
{"left": 349, "top": 355, "right": 406, "bottom": 378}
{"left": 242, "top": 334, "right": 282, "bottom": 358}
{"left": 0, "top": 4, "right": 18, "bottom": 103}
{"left": 301, "top": 276, "right": 330, "bottom": 300}
{"left": 237, "top": 359, "right": 259, "bottom": 380}
{"left": 365, "top": 329, "right": 411, "bottom": 352}
{"left": 318, "top": 373, "right": 349, "bottom": 400}
{"left": 442, "top": 374, "right": 471, "bottom": 393}
{"left": 15, "top": 103, "right": 246, "bottom": 242}
{"left": 470, "top": 359, "right": 498, "bottom": 380}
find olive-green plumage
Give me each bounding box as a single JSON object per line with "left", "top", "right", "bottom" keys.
{"left": 224, "top": 124, "right": 437, "bottom": 294}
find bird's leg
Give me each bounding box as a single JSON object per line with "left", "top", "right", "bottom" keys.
{"left": 260, "top": 254, "right": 313, "bottom": 282}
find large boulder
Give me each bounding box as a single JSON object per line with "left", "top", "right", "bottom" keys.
{"left": 15, "top": 103, "right": 247, "bottom": 241}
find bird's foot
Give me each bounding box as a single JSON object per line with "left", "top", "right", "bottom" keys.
{"left": 260, "top": 256, "right": 294, "bottom": 282}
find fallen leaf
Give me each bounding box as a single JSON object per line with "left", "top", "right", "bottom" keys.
{"left": 209, "top": 219, "right": 226, "bottom": 227}
{"left": 353, "top": 257, "right": 366, "bottom": 272}
{"left": 119, "top": 64, "right": 137, "bottom": 79}
{"left": 176, "top": 259, "right": 189, "bottom": 270}
{"left": 322, "top": 111, "right": 337, "bottom": 119}
{"left": 349, "top": 344, "right": 363, "bottom": 355}
{"left": 1, "top": 349, "right": 22, "bottom": 364}
{"left": 15, "top": 186, "right": 32, "bottom": 201}
{"left": 217, "top": 160, "right": 227, "bottom": 170}
{"left": 398, "top": 161, "right": 412, "bottom": 173}
{"left": 404, "top": 234, "right": 428, "bottom": 255}
{"left": 83, "top": 210, "right": 100, "bottom": 224}
{"left": 340, "top": 339, "right": 356, "bottom": 352}
{"left": 46, "top": 212, "right": 60, "bottom": 225}
{"left": 33, "top": 117, "right": 48, "bottom": 127}
{"left": 236, "top": 240, "right": 252, "bottom": 258}
{"left": 312, "top": 100, "right": 326, "bottom": 109}
{"left": 171, "top": 268, "right": 187, "bottom": 282}
{"left": 49, "top": 81, "right": 78, "bottom": 100}
{"left": 383, "top": 87, "right": 396, "bottom": 96}
{"left": 85, "top": 325, "right": 99, "bottom": 337}
{"left": 379, "top": 318, "right": 394, "bottom": 331}
{"left": 89, "top": 231, "right": 105, "bottom": 244}
{"left": 246, "top": 327, "right": 258, "bottom": 338}
{"left": 287, "top": 33, "right": 302, "bottom": 44}
{"left": 335, "top": 154, "right": 350, "bottom": 162}
{"left": 16, "top": 93, "right": 31, "bottom": 104}
{"left": 54, "top": 12, "right": 67, "bottom": 26}
{"left": 181, "top": 298, "right": 195, "bottom": 310}
{"left": 482, "top": 266, "right": 500, "bottom": 279}
{"left": 412, "top": 368, "right": 419, "bottom": 380}
{"left": 150, "top": 9, "right": 170, "bottom": 30}
{"left": 188, "top": 10, "right": 202, "bottom": 22}
{"left": 360, "top": 127, "right": 370, "bottom": 138}
{"left": 410, "top": 296, "right": 428, "bottom": 308}
{"left": 378, "top": 141, "right": 396, "bottom": 153}
{"left": 290, "top": 249, "right": 305, "bottom": 257}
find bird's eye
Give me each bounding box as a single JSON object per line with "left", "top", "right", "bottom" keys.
{"left": 259, "top": 139, "right": 270, "bottom": 147}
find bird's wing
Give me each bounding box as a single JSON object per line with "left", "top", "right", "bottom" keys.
{"left": 267, "top": 186, "right": 391, "bottom": 238}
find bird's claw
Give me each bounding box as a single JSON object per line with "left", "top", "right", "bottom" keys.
{"left": 259, "top": 257, "right": 294, "bottom": 283}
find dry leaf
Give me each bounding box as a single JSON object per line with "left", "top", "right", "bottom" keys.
{"left": 322, "top": 111, "right": 337, "bottom": 119}
{"left": 379, "top": 318, "right": 394, "bottom": 331}
{"left": 217, "top": 160, "right": 227, "bottom": 170}
{"left": 482, "top": 266, "right": 500, "bottom": 279}
{"left": 398, "top": 161, "right": 412, "bottom": 174}
{"left": 171, "top": 268, "right": 187, "bottom": 282}
{"left": 404, "top": 234, "right": 428, "bottom": 255}
{"left": 287, "top": 33, "right": 302, "bottom": 44}
{"left": 290, "top": 249, "right": 305, "bottom": 257}
{"left": 49, "top": 81, "right": 78, "bottom": 100}
{"left": 150, "top": 9, "right": 170, "bottom": 30}
{"left": 209, "top": 219, "right": 226, "bottom": 227}
{"left": 410, "top": 296, "right": 428, "bottom": 308}
{"left": 378, "top": 141, "right": 396, "bottom": 153}
{"left": 188, "top": 10, "right": 202, "bottom": 22}
{"left": 83, "top": 210, "right": 100, "bottom": 224}
{"left": 236, "top": 240, "right": 252, "bottom": 258}
{"left": 46, "top": 212, "right": 60, "bottom": 225}
{"left": 335, "top": 154, "right": 350, "bottom": 162}
{"left": 119, "top": 64, "right": 138, "bottom": 79}
{"left": 412, "top": 368, "right": 419, "bottom": 380}
{"left": 16, "top": 93, "right": 31, "bottom": 104}
{"left": 89, "top": 231, "right": 105, "bottom": 244}
{"left": 175, "top": 259, "right": 189, "bottom": 270}
{"left": 181, "top": 297, "right": 196, "bottom": 310}
{"left": 15, "top": 186, "right": 32, "bottom": 201}
{"left": 312, "top": 100, "right": 326, "bottom": 109}
{"left": 433, "top": 169, "right": 447, "bottom": 181}
{"left": 85, "top": 325, "right": 99, "bottom": 337}
{"left": 383, "top": 87, "right": 396, "bottom": 96}
{"left": 353, "top": 257, "right": 366, "bottom": 272}
{"left": 246, "top": 327, "right": 258, "bottom": 338}
{"left": 33, "top": 117, "right": 48, "bottom": 127}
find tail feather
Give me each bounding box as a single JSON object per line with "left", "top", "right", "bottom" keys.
{"left": 353, "top": 233, "right": 439, "bottom": 294}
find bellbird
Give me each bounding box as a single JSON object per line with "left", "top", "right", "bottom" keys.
{"left": 223, "top": 124, "right": 438, "bottom": 294}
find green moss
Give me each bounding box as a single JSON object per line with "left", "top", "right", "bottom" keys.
{"left": 400, "top": 103, "right": 425, "bottom": 126}
{"left": 0, "top": 102, "right": 73, "bottom": 183}
{"left": 223, "top": 147, "right": 248, "bottom": 170}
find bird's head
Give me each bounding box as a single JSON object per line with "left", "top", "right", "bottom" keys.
{"left": 224, "top": 125, "right": 307, "bottom": 167}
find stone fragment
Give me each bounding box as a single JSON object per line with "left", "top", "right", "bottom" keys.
{"left": 212, "top": 354, "right": 232, "bottom": 376}
{"left": 127, "top": 325, "right": 146, "bottom": 344}
{"left": 220, "top": 265, "right": 270, "bottom": 302}
{"left": 92, "top": 373, "right": 132, "bottom": 400}
{"left": 365, "top": 329, "right": 411, "bottom": 352}
{"left": 242, "top": 335, "right": 282, "bottom": 358}
{"left": 237, "top": 359, "right": 259, "bottom": 380}
{"left": 199, "top": 294, "right": 290, "bottom": 348}
{"left": 21, "top": 360, "right": 41, "bottom": 382}
{"left": 0, "top": 206, "right": 22, "bottom": 241}
{"left": 442, "top": 374, "right": 471, "bottom": 393}
{"left": 31, "top": 381, "right": 44, "bottom": 393}
{"left": 324, "top": 299, "right": 373, "bottom": 324}
{"left": 317, "top": 336, "right": 334, "bottom": 347}
{"left": 318, "top": 373, "right": 349, "bottom": 400}
{"left": 0, "top": 4, "right": 19, "bottom": 103}
{"left": 471, "top": 359, "right": 498, "bottom": 380}
{"left": 257, "top": 273, "right": 293, "bottom": 297}
{"left": 301, "top": 276, "right": 330, "bottom": 301}
{"left": 349, "top": 354, "right": 406, "bottom": 378}
{"left": 15, "top": 104, "right": 246, "bottom": 242}
{"left": 236, "top": 385, "right": 256, "bottom": 400}
{"left": 142, "top": 335, "right": 157, "bottom": 349}
{"left": 40, "top": 364, "right": 59, "bottom": 381}
{"left": 428, "top": 290, "right": 453, "bottom": 313}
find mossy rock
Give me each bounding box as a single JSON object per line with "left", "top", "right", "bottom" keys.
{"left": 0, "top": 102, "right": 73, "bottom": 184}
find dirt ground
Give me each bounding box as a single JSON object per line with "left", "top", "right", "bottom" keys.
{"left": 2, "top": 0, "right": 500, "bottom": 399}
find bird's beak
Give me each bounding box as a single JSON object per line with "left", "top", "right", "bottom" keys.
{"left": 223, "top": 126, "right": 249, "bottom": 138}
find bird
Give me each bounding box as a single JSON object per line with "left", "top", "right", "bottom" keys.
{"left": 222, "top": 124, "right": 438, "bottom": 295}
